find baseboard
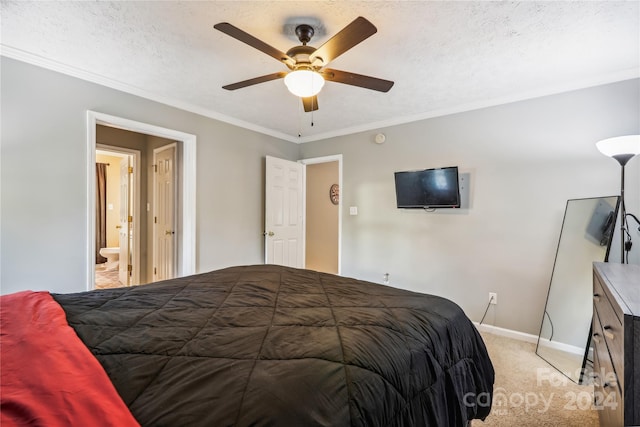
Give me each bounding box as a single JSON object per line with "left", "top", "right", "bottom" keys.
{"left": 473, "top": 322, "right": 587, "bottom": 356}
{"left": 536, "top": 337, "right": 584, "bottom": 356}
{"left": 473, "top": 322, "right": 539, "bottom": 344}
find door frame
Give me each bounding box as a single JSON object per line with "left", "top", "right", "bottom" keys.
{"left": 86, "top": 111, "right": 197, "bottom": 290}
{"left": 300, "top": 154, "right": 343, "bottom": 275}
{"left": 96, "top": 145, "right": 141, "bottom": 286}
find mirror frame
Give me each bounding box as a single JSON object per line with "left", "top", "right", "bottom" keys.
{"left": 535, "top": 196, "right": 620, "bottom": 384}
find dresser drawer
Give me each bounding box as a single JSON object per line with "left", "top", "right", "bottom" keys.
{"left": 593, "top": 273, "right": 622, "bottom": 326}
{"left": 593, "top": 308, "right": 621, "bottom": 394}
{"left": 593, "top": 274, "right": 624, "bottom": 383}
{"left": 593, "top": 347, "right": 624, "bottom": 427}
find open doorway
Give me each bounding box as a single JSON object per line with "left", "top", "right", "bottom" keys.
{"left": 263, "top": 155, "right": 342, "bottom": 274}
{"left": 94, "top": 126, "right": 180, "bottom": 286}
{"left": 301, "top": 155, "right": 342, "bottom": 275}
{"left": 86, "top": 111, "right": 197, "bottom": 290}
{"left": 95, "top": 146, "right": 139, "bottom": 289}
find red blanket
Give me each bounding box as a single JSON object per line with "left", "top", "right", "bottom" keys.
{"left": 1, "top": 291, "right": 139, "bottom": 426}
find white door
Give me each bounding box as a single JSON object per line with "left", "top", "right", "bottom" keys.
{"left": 153, "top": 144, "right": 176, "bottom": 281}
{"left": 265, "top": 156, "right": 304, "bottom": 267}
{"left": 118, "top": 157, "right": 131, "bottom": 286}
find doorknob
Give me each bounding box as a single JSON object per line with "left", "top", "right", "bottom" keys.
{"left": 165, "top": 230, "right": 175, "bottom": 235}
{"left": 263, "top": 231, "right": 274, "bottom": 236}
{"left": 115, "top": 225, "right": 122, "bottom": 229}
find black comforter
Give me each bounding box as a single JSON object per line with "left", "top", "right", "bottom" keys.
{"left": 53, "top": 265, "right": 494, "bottom": 426}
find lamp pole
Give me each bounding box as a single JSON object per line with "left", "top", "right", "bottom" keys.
{"left": 619, "top": 160, "right": 627, "bottom": 263}
{"left": 614, "top": 154, "right": 634, "bottom": 263}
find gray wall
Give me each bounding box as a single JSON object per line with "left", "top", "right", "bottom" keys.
{"left": 1, "top": 57, "right": 299, "bottom": 295}
{"left": 300, "top": 79, "right": 640, "bottom": 336}
{"left": 1, "top": 56, "right": 638, "bottom": 338}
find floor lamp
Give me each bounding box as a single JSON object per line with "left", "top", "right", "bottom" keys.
{"left": 596, "top": 135, "right": 640, "bottom": 263}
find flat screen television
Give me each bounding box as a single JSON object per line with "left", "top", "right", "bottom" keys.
{"left": 394, "top": 166, "right": 460, "bottom": 209}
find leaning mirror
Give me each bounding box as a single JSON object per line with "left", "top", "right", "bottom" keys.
{"left": 536, "top": 196, "right": 620, "bottom": 383}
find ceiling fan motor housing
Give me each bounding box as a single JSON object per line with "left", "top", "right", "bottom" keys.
{"left": 286, "top": 45, "right": 321, "bottom": 70}
{"left": 295, "top": 24, "right": 315, "bottom": 45}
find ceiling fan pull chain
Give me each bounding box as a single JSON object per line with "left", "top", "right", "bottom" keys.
{"left": 298, "top": 96, "right": 302, "bottom": 138}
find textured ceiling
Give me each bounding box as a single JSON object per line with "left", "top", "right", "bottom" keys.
{"left": 1, "top": 1, "right": 638, "bottom": 142}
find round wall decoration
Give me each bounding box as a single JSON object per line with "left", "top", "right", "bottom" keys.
{"left": 329, "top": 184, "right": 340, "bottom": 205}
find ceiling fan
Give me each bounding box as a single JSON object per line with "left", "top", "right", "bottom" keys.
{"left": 214, "top": 17, "right": 394, "bottom": 112}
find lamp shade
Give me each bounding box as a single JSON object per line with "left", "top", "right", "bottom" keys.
{"left": 284, "top": 70, "right": 325, "bottom": 97}
{"left": 596, "top": 135, "right": 640, "bottom": 157}
{"left": 596, "top": 135, "right": 640, "bottom": 166}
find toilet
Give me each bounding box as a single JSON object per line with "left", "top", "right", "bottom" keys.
{"left": 99, "top": 247, "right": 120, "bottom": 269}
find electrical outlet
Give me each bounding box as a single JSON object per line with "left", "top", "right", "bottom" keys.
{"left": 489, "top": 292, "right": 497, "bottom": 305}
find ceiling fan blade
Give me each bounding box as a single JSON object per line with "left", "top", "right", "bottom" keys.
{"left": 302, "top": 96, "right": 319, "bottom": 112}
{"left": 322, "top": 68, "right": 394, "bottom": 92}
{"left": 222, "top": 72, "right": 287, "bottom": 90}
{"left": 214, "top": 22, "right": 295, "bottom": 68}
{"left": 309, "top": 16, "right": 377, "bottom": 65}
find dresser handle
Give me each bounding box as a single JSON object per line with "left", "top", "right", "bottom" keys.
{"left": 603, "top": 326, "right": 615, "bottom": 340}
{"left": 593, "top": 293, "right": 601, "bottom": 302}
{"left": 592, "top": 333, "right": 601, "bottom": 344}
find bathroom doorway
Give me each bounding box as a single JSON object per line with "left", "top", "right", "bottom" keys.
{"left": 87, "top": 111, "right": 197, "bottom": 291}
{"left": 95, "top": 146, "right": 140, "bottom": 289}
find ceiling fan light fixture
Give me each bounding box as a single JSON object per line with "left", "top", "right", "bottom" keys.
{"left": 284, "top": 70, "right": 325, "bottom": 97}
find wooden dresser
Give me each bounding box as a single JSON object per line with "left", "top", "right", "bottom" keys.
{"left": 592, "top": 262, "right": 640, "bottom": 426}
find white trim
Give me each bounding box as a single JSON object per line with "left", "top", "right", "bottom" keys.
{"left": 86, "top": 122, "right": 97, "bottom": 290}
{"left": 5, "top": 46, "right": 638, "bottom": 145}
{"left": 474, "top": 323, "right": 584, "bottom": 356}
{"left": 86, "top": 111, "right": 196, "bottom": 290}
{"left": 96, "top": 144, "right": 141, "bottom": 287}
{"left": 473, "top": 322, "right": 540, "bottom": 344}
{"left": 181, "top": 134, "right": 197, "bottom": 276}
{"left": 299, "top": 155, "right": 343, "bottom": 275}
{"left": 536, "top": 337, "right": 584, "bottom": 356}
{"left": 4, "top": 47, "right": 296, "bottom": 142}
{"left": 290, "top": 68, "right": 640, "bottom": 143}
{"left": 300, "top": 165, "right": 307, "bottom": 269}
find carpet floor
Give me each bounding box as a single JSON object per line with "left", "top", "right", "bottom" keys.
{"left": 473, "top": 331, "right": 599, "bottom": 426}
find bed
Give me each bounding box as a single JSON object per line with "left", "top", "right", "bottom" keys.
{"left": 1, "top": 264, "right": 494, "bottom": 426}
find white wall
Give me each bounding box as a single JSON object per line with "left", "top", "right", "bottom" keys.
{"left": 0, "top": 57, "right": 299, "bottom": 295}
{"left": 300, "top": 79, "right": 640, "bottom": 336}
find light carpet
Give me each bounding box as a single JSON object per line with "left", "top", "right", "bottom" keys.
{"left": 472, "top": 331, "right": 599, "bottom": 426}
